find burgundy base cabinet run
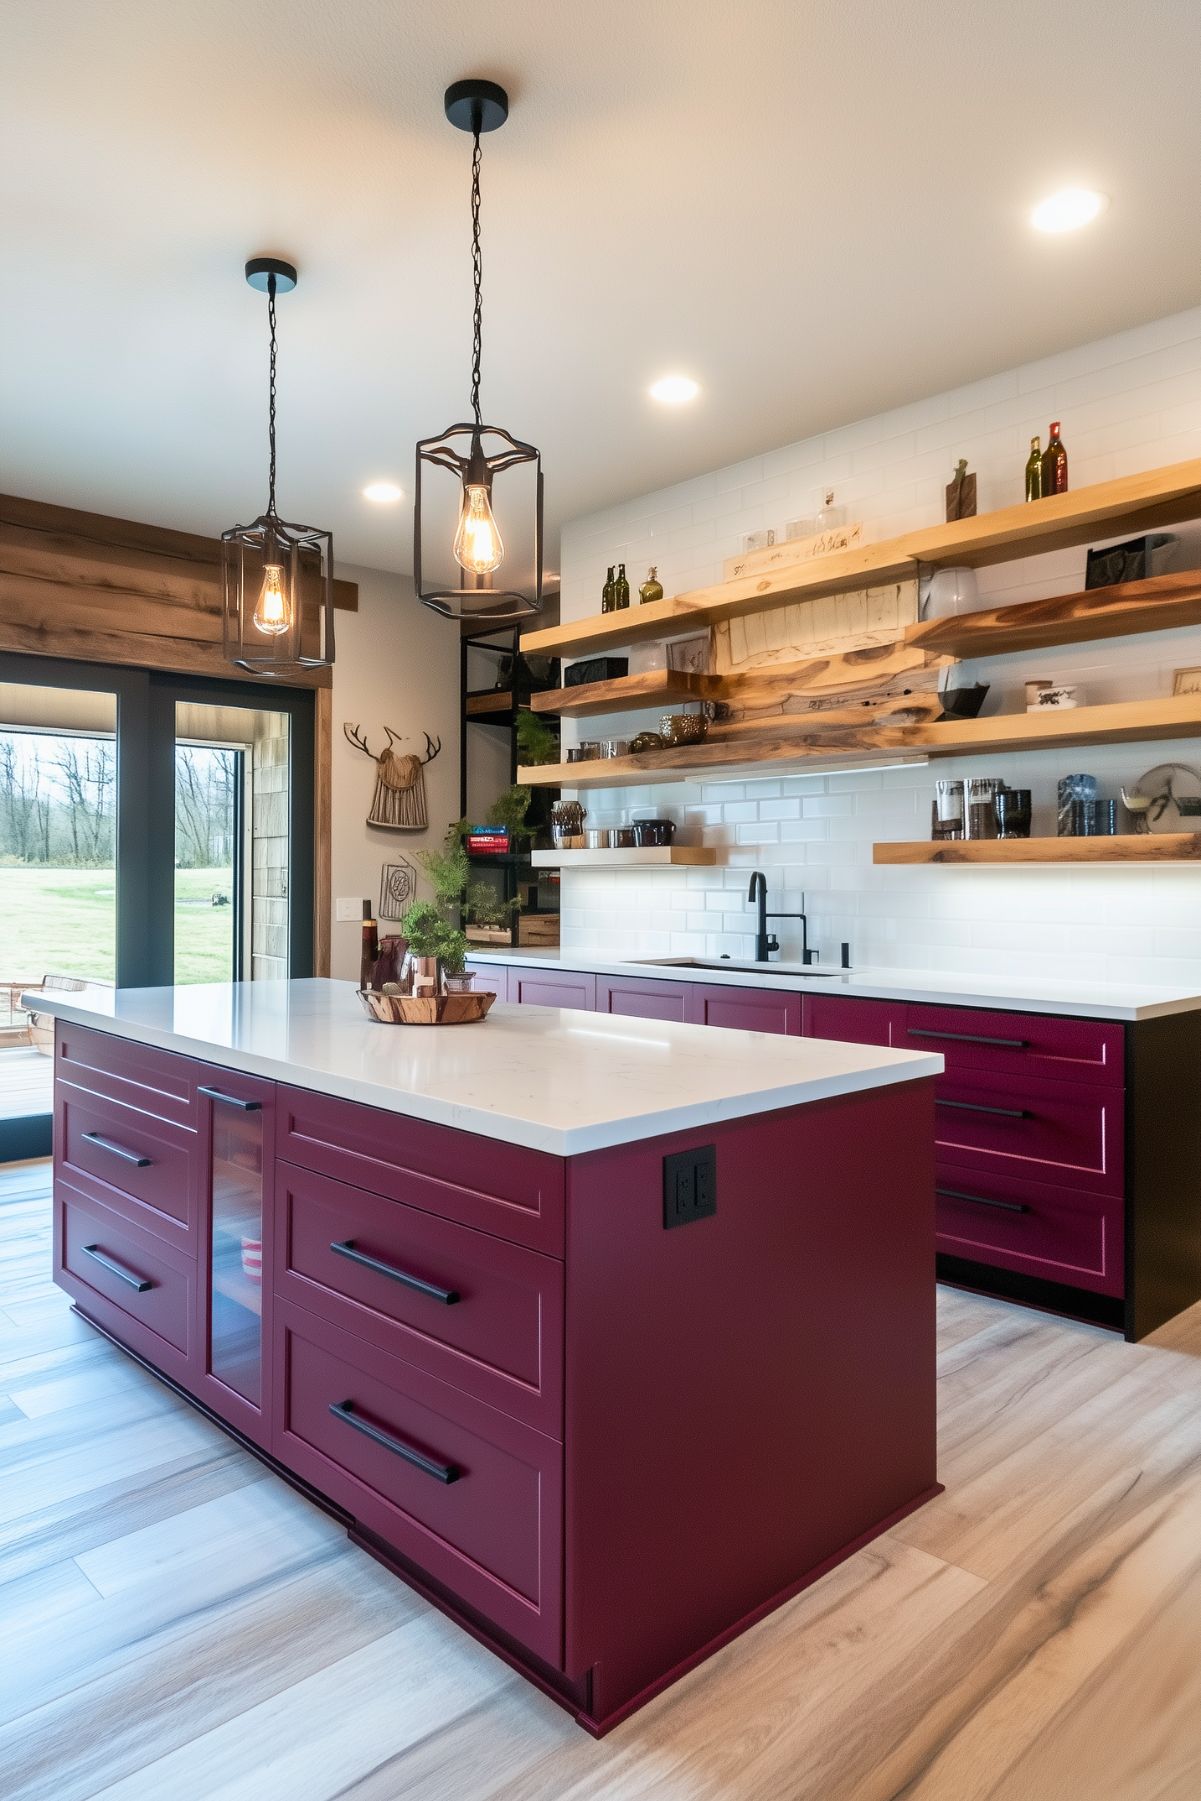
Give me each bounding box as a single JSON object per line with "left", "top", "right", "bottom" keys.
{"left": 50, "top": 1021, "right": 939, "bottom": 1736}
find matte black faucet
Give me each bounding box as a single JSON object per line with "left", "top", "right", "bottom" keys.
{"left": 747, "top": 870, "right": 816, "bottom": 964}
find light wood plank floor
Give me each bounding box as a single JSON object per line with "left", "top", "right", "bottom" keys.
{"left": 2, "top": 1159, "right": 1199, "bottom": 1801}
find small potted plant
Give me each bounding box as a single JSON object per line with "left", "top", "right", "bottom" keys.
{"left": 400, "top": 900, "right": 447, "bottom": 997}
{"left": 438, "top": 927, "right": 476, "bottom": 993}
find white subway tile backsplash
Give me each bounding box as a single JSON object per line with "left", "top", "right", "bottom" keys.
{"left": 557, "top": 305, "right": 1201, "bottom": 985}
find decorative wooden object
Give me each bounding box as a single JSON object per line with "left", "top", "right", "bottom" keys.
{"left": 873, "top": 834, "right": 1201, "bottom": 865}
{"left": 343, "top": 725, "right": 442, "bottom": 830}
{"left": 356, "top": 988, "right": 497, "bottom": 1025}
{"left": 518, "top": 693, "right": 1201, "bottom": 790}
{"left": 520, "top": 456, "right": 1201, "bottom": 660}
{"left": 0, "top": 492, "right": 357, "bottom": 688}
{"left": 945, "top": 459, "right": 976, "bottom": 521}
{"left": 722, "top": 522, "right": 864, "bottom": 583}
{"left": 529, "top": 847, "right": 718, "bottom": 868}
{"left": 529, "top": 669, "right": 725, "bottom": 719}
{"left": 713, "top": 579, "right": 921, "bottom": 670}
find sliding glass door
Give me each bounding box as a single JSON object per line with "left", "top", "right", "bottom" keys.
{"left": 0, "top": 655, "right": 314, "bottom": 1157}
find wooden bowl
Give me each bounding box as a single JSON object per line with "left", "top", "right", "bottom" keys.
{"left": 357, "top": 988, "right": 497, "bottom": 1026}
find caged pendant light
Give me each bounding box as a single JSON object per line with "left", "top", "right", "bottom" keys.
{"left": 415, "top": 80, "right": 543, "bottom": 622}
{"left": 222, "top": 257, "right": 335, "bottom": 673}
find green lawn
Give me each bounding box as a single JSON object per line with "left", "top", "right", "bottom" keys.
{"left": 0, "top": 866, "right": 237, "bottom": 988}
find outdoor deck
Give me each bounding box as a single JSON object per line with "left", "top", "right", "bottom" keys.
{"left": 0, "top": 1045, "right": 52, "bottom": 1122}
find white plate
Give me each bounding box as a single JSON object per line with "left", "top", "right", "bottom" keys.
{"left": 1130, "top": 762, "right": 1201, "bottom": 831}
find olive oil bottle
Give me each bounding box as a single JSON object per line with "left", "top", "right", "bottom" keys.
{"left": 613, "top": 563, "right": 630, "bottom": 609}
{"left": 1024, "top": 435, "right": 1043, "bottom": 502}
{"left": 639, "top": 565, "right": 664, "bottom": 604}
{"left": 601, "top": 565, "right": 616, "bottom": 613}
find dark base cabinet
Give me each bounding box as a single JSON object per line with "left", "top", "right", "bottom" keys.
{"left": 50, "top": 1020, "right": 939, "bottom": 1736}
{"left": 472, "top": 961, "right": 1201, "bottom": 1341}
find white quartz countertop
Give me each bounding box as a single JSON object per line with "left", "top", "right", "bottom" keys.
{"left": 26, "top": 978, "right": 943, "bottom": 1157}
{"left": 465, "top": 947, "right": 1201, "bottom": 1023}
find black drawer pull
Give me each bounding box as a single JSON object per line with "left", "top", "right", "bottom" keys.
{"left": 937, "top": 1098, "right": 1030, "bottom": 1120}
{"left": 330, "top": 1240, "right": 460, "bottom": 1305}
{"left": 82, "top": 1243, "right": 154, "bottom": 1291}
{"left": 198, "top": 1086, "right": 263, "bottom": 1112}
{"left": 937, "top": 1187, "right": 1030, "bottom": 1215}
{"left": 329, "top": 1400, "right": 459, "bottom": 1484}
{"left": 910, "top": 1028, "right": 1028, "bottom": 1049}
{"left": 82, "top": 1131, "right": 151, "bottom": 1168}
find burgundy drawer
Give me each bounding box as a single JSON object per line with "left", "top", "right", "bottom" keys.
{"left": 56, "top": 1021, "right": 196, "bottom": 1127}
{"left": 58, "top": 1182, "right": 195, "bottom": 1358}
{"left": 275, "top": 1299, "right": 562, "bottom": 1664}
{"left": 896, "top": 1003, "right": 1124, "bottom": 1088}
{"left": 57, "top": 1082, "right": 197, "bottom": 1253}
{"left": 596, "top": 976, "right": 689, "bottom": 1023}
{"left": 686, "top": 985, "right": 801, "bottom": 1035}
{"left": 276, "top": 1161, "right": 563, "bottom": 1435}
{"left": 509, "top": 969, "right": 596, "bottom": 1012}
{"left": 803, "top": 994, "right": 897, "bottom": 1046}
{"left": 934, "top": 1069, "right": 1123, "bottom": 1196}
{"left": 935, "top": 1164, "right": 1124, "bottom": 1298}
{"left": 277, "top": 1087, "right": 565, "bottom": 1257}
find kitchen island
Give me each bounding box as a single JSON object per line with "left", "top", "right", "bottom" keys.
{"left": 31, "top": 978, "right": 942, "bottom": 1735}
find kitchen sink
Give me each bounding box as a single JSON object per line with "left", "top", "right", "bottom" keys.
{"left": 634, "top": 957, "right": 842, "bottom": 977}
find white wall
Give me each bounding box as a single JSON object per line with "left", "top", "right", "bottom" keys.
{"left": 328, "top": 564, "right": 460, "bottom": 979}
{"left": 557, "top": 306, "right": 1201, "bottom": 986}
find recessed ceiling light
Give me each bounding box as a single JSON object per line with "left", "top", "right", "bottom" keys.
{"left": 362, "top": 481, "right": 403, "bottom": 504}
{"left": 1030, "top": 188, "right": 1108, "bottom": 234}
{"left": 649, "top": 374, "right": 700, "bottom": 405}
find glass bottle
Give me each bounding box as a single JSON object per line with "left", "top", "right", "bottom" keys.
{"left": 639, "top": 565, "right": 664, "bottom": 604}
{"left": 613, "top": 563, "right": 630, "bottom": 609}
{"left": 601, "top": 565, "right": 616, "bottom": 613}
{"left": 1024, "top": 435, "right": 1043, "bottom": 502}
{"left": 815, "top": 488, "right": 845, "bottom": 531}
{"left": 1042, "top": 422, "right": 1068, "bottom": 495}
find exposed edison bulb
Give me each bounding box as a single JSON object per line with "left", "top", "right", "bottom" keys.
{"left": 253, "top": 562, "right": 292, "bottom": 636}
{"left": 453, "top": 484, "right": 504, "bottom": 576}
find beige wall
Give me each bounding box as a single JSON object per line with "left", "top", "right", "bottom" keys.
{"left": 328, "top": 563, "right": 461, "bottom": 980}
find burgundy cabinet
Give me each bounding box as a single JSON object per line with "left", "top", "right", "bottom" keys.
{"left": 896, "top": 1002, "right": 1124, "bottom": 1088}
{"left": 933, "top": 1068, "right": 1123, "bottom": 1196}
{"left": 803, "top": 993, "right": 898, "bottom": 1046}
{"left": 194, "top": 1064, "right": 276, "bottom": 1450}
{"left": 686, "top": 983, "right": 801, "bottom": 1035}
{"left": 56, "top": 1081, "right": 198, "bottom": 1255}
{"left": 509, "top": 968, "right": 597, "bottom": 1012}
{"left": 274, "top": 1297, "right": 564, "bottom": 1665}
{"left": 57, "top": 1178, "right": 196, "bottom": 1385}
{"left": 935, "top": 1164, "right": 1124, "bottom": 1298}
{"left": 596, "top": 975, "right": 690, "bottom": 1023}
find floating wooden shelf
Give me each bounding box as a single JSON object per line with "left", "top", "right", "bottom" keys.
{"left": 906, "top": 570, "right": 1201, "bottom": 659}
{"left": 529, "top": 847, "right": 718, "bottom": 869}
{"left": 518, "top": 693, "right": 1201, "bottom": 790}
{"left": 520, "top": 458, "right": 1201, "bottom": 660}
{"left": 464, "top": 688, "right": 515, "bottom": 718}
{"left": 874, "top": 834, "right": 1201, "bottom": 865}
{"left": 529, "top": 669, "right": 725, "bottom": 718}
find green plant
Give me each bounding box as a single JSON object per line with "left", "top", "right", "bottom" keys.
{"left": 437, "top": 925, "right": 468, "bottom": 975}
{"left": 515, "top": 709, "right": 559, "bottom": 767}
{"left": 464, "top": 881, "right": 519, "bottom": 929}
{"left": 485, "top": 783, "right": 533, "bottom": 844}
{"left": 417, "top": 823, "right": 470, "bottom": 912}
{"left": 399, "top": 900, "right": 446, "bottom": 959}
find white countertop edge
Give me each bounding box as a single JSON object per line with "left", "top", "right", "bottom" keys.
{"left": 465, "top": 948, "right": 1201, "bottom": 1022}
{"left": 24, "top": 990, "right": 943, "bottom": 1158}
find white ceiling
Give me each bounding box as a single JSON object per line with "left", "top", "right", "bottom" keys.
{"left": 3, "top": 0, "right": 1201, "bottom": 574}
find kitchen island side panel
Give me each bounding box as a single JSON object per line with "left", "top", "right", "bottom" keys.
{"left": 562, "top": 1078, "right": 938, "bottom": 1713}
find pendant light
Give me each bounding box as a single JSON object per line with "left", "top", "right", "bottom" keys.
{"left": 414, "top": 80, "right": 544, "bottom": 622}
{"left": 222, "top": 257, "right": 335, "bottom": 673}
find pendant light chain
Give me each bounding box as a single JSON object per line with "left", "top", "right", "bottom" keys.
{"left": 470, "top": 128, "right": 483, "bottom": 427}
{"left": 266, "top": 271, "right": 279, "bottom": 515}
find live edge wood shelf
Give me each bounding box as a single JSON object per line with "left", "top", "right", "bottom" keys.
{"left": 520, "top": 457, "right": 1201, "bottom": 661}
{"left": 874, "top": 834, "right": 1201, "bottom": 865}
{"left": 518, "top": 693, "right": 1201, "bottom": 791}
{"left": 529, "top": 847, "right": 718, "bottom": 869}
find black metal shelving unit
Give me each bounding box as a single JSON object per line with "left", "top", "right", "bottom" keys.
{"left": 460, "top": 627, "right": 560, "bottom": 946}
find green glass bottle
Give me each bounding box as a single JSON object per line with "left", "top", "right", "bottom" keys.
{"left": 639, "top": 564, "right": 664, "bottom": 604}
{"left": 1024, "top": 435, "right": 1043, "bottom": 502}
{"left": 601, "top": 565, "right": 616, "bottom": 613}
{"left": 613, "top": 563, "right": 630, "bottom": 609}
{"left": 1042, "top": 421, "right": 1068, "bottom": 495}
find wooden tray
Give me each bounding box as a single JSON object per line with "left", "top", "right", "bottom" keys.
{"left": 357, "top": 989, "right": 497, "bottom": 1026}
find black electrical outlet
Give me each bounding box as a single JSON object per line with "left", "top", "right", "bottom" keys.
{"left": 663, "top": 1145, "right": 717, "bottom": 1229}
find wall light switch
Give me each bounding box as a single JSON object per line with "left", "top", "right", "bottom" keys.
{"left": 335, "top": 897, "right": 365, "bottom": 922}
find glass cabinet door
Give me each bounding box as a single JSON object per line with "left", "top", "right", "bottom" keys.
{"left": 207, "top": 1096, "right": 265, "bottom": 1407}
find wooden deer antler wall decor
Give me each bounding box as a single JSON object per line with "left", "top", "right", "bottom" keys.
{"left": 343, "top": 724, "right": 442, "bottom": 830}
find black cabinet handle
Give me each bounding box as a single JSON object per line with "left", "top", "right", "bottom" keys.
{"left": 198, "top": 1086, "right": 263, "bottom": 1112}
{"left": 937, "top": 1098, "right": 1030, "bottom": 1120}
{"left": 82, "top": 1131, "right": 151, "bottom": 1168}
{"left": 909, "top": 1028, "right": 1028, "bottom": 1049}
{"left": 330, "top": 1240, "right": 460, "bottom": 1305}
{"left": 82, "top": 1244, "right": 154, "bottom": 1291}
{"left": 329, "top": 1400, "right": 459, "bottom": 1484}
{"left": 937, "top": 1186, "right": 1030, "bottom": 1215}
